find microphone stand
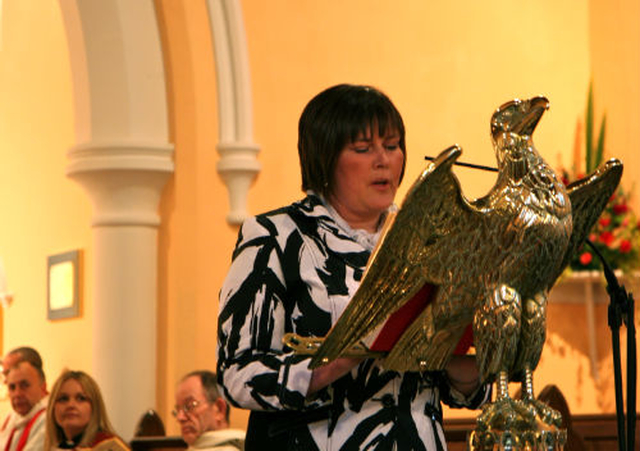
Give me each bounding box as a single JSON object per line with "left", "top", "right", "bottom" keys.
{"left": 585, "top": 239, "right": 636, "bottom": 451}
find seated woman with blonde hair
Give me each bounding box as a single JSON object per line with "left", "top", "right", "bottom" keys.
{"left": 45, "top": 370, "right": 129, "bottom": 450}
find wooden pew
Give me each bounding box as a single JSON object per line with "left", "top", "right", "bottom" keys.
{"left": 130, "top": 436, "right": 187, "bottom": 451}
{"left": 130, "top": 410, "right": 188, "bottom": 451}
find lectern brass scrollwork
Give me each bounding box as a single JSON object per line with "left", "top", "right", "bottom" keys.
{"left": 284, "top": 97, "right": 622, "bottom": 450}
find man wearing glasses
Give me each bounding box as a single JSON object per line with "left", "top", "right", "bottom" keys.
{"left": 173, "top": 370, "right": 245, "bottom": 450}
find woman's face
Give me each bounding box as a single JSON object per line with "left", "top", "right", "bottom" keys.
{"left": 54, "top": 379, "right": 93, "bottom": 440}
{"left": 329, "top": 127, "right": 404, "bottom": 231}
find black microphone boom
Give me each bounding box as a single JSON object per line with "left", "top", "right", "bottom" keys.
{"left": 585, "top": 239, "right": 636, "bottom": 451}
{"left": 424, "top": 155, "right": 498, "bottom": 173}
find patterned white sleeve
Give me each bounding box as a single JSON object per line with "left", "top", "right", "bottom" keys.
{"left": 217, "top": 214, "right": 330, "bottom": 411}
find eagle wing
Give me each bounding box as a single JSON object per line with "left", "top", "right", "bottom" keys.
{"left": 548, "top": 158, "right": 623, "bottom": 287}
{"left": 309, "top": 145, "right": 484, "bottom": 369}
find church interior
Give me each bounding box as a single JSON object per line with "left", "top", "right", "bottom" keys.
{"left": 0, "top": 0, "right": 638, "bottom": 444}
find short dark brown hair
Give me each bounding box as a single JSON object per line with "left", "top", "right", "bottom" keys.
{"left": 298, "top": 84, "right": 406, "bottom": 199}
{"left": 7, "top": 347, "right": 45, "bottom": 383}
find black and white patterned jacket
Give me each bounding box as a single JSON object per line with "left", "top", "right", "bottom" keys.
{"left": 217, "top": 194, "right": 489, "bottom": 450}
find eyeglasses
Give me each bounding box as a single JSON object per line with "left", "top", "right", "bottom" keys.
{"left": 171, "top": 399, "right": 205, "bottom": 418}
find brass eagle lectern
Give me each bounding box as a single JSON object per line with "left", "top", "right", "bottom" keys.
{"left": 284, "top": 97, "right": 622, "bottom": 450}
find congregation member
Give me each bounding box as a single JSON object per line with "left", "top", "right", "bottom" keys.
{"left": 44, "top": 370, "right": 128, "bottom": 450}
{"left": 174, "top": 370, "right": 244, "bottom": 451}
{"left": 217, "top": 84, "right": 490, "bottom": 450}
{"left": 1, "top": 347, "right": 48, "bottom": 451}
{"left": 1, "top": 347, "right": 45, "bottom": 443}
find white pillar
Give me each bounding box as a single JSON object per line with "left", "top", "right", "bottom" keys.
{"left": 59, "top": 0, "right": 171, "bottom": 437}
{"left": 67, "top": 141, "right": 173, "bottom": 439}
{"left": 208, "top": 0, "right": 261, "bottom": 224}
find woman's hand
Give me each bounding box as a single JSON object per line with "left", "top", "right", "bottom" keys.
{"left": 307, "top": 357, "right": 363, "bottom": 396}
{"left": 445, "top": 355, "right": 481, "bottom": 396}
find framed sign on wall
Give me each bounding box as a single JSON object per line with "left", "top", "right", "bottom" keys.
{"left": 47, "top": 249, "right": 82, "bottom": 320}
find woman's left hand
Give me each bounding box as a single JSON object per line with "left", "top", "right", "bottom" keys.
{"left": 445, "top": 355, "right": 481, "bottom": 396}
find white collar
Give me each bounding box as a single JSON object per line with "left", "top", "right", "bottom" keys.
{"left": 309, "top": 191, "right": 397, "bottom": 252}
{"left": 190, "top": 429, "right": 245, "bottom": 448}
{"left": 13, "top": 396, "right": 48, "bottom": 428}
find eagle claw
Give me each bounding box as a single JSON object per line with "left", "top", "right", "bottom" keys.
{"left": 471, "top": 372, "right": 566, "bottom": 450}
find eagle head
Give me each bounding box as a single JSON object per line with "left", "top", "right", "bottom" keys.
{"left": 491, "top": 96, "right": 549, "bottom": 139}
{"left": 491, "top": 97, "right": 550, "bottom": 177}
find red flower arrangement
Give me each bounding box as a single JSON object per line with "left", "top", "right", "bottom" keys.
{"left": 562, "top": 180, "right": 640, "bottom": 273}
{"left": 560, "top": 84, "right": 640, "bottom": 274}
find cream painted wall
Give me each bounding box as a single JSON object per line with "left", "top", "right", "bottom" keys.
{"left": 244, "top": 1, "right": 591, "bottom": 209}
{"left": 0, "top": 0, "right": 93, "bottom": 416}
{"left": 155, "top": 0, "right": 243, "bottom": 434}
{"left": 590, "top": 0, "right": 640, "bottom": 213}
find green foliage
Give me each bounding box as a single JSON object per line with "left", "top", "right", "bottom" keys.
{"left": 585, "top": 81, "right": 606, "bottom": 172}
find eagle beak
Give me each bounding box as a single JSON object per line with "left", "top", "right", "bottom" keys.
{"left": 512, "top": 96, "right": 549, "bottom": 136}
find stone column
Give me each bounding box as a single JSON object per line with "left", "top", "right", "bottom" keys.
{"left": 66, "top": 141, "right": 173, "bottom": 439}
